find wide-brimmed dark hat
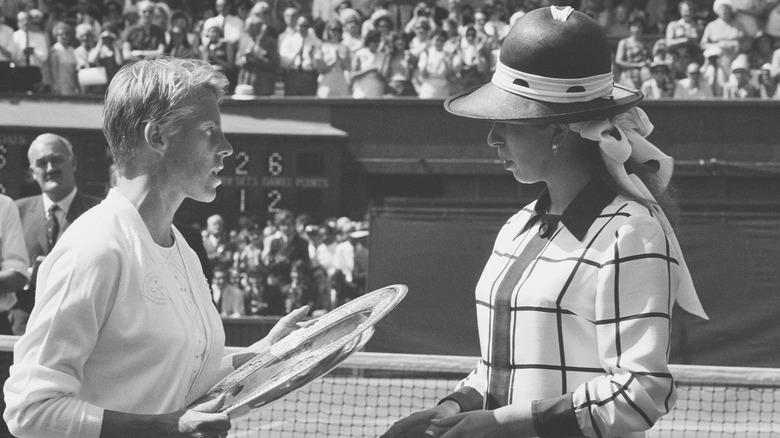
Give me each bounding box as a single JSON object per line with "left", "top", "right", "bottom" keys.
{"left": 445, "top": 6, "right": 642, "bottom": 124}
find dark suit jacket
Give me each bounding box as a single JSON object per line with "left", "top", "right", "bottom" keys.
{"left": 14, "top": 191, "right": 103, "bottom": 312}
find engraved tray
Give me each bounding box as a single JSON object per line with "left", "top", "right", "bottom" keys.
{"left": 197, "top": 284, "right": 408, "bottom": 418}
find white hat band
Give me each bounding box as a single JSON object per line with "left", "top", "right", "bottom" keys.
{"left": 491, "top": 59, "right": 614, "bottom": 103}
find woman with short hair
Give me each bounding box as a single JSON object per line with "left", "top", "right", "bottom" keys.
{"left": 4, "top": 57, "right": 308, "bottom": 438}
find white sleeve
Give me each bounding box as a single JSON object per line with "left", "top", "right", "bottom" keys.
{"left": 0, "top": 198, "right": 29, "bottom": 277}
{"left": 3, "top": 239, "right": 124, "bottom": 438}
{"left": 572, "top": 218, "right": 677, "bottom": 438}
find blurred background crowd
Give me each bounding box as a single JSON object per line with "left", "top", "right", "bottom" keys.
{"left": 197, "top": 209, "right": 369, "bottom": 319}
{"left": 0, "top": 0, "right": 779, "bottom": 98}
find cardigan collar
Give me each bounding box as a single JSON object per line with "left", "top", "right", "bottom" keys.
{"left": 528, "top": 177, "right": 617, "bottom": 241}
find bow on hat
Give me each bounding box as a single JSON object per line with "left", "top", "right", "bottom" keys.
{"left": 570, "top": 107, "right": 707, "bottom": 319}
{"left": 570, "top": 107, "right": 672, "bottom": 203}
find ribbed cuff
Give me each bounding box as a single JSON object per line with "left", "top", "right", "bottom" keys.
{"left": 79, "top": 404, "right": 104, "bottom": 438}
{"left": 438, "top": 387, "right": 484, "bottom": 413}
{"left": 532, "top": 393, "right": 583, "bottom": 437}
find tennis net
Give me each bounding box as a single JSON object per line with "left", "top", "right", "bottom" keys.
{"left": 1, "top": 337, "right": 777, "bottom": 437}
{"left": 225, "top": 350, "right": 780, "bottom": 438}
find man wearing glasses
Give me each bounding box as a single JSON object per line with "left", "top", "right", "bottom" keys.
{"left": 122, "top": 0, "right": 166, "bottom": 62}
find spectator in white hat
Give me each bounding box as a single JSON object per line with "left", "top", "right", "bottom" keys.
{"left": 701, "top": 45, "right": 728, "bottom": 97}
{"left": 700, "top": 0, "right": 749, "bottom": 76}
{"left": 723, "top": 54, "right": 760, "bottom": 98}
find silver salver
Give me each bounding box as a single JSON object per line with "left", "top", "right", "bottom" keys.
{"left": 195, "top": 284, "right": 408, "bottom": 418}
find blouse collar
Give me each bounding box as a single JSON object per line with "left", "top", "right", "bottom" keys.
{"left": 528, "top": 177, "right": 617, "bottom": 241}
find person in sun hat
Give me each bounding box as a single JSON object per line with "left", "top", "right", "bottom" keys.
{"left": 723, "top": 53, "right": 760, "bottom": 98}
{"left": 382, "top": 6, "right": 707, "bottom": 438}
{"left": 641, "top": 59, "right": 677, "bottom": 99}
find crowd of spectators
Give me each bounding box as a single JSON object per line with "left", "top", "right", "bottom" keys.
{"left": 1, "top": 0, "right": 779, "bottom": 98}
{"left": 199, "top": 209, "right": 369, "bottom": 318}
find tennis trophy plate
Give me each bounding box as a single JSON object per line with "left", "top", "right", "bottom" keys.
{"left": 198, "top": 284, "right": 408, "bottom": 418}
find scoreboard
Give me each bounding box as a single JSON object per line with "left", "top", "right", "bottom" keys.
{"left": 185, "top": 134, "right": 344, "bottom": 224}
{"left": 0, "top": 127, "right": 346, "bottom": 225}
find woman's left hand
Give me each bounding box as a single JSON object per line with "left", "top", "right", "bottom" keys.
{"left": 262, "top": 305, "right": 311, "bottom": 345}
{"left": 431, "top": 405, "right": 535, "bottom": 438}
{"left": 229, "top": 306, "right": 311, "bottom": 369}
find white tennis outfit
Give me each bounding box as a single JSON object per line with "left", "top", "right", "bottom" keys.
{"left": 4, "top": 189, "right": 226, "bottom": 437}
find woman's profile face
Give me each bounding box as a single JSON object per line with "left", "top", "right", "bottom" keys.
{"left": 161, "top": 92, "right": 233, "bottom": 203}
{"left": 487, "top": 122, "right": 556, "bottom": 184}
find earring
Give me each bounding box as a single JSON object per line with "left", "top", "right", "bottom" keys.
{"left": 551, "top": 127, "right": 563, "bottom": 156}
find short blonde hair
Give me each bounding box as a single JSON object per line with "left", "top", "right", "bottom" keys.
{"left": 102, "top": 57, "right": 229, "bottom": 171}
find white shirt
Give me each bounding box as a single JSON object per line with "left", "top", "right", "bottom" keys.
{"left": 332, "top": 240, "right": 355, "bottom": 282}
{"left": 674, "top": 77, "right": 715, "bottom": 98}
{"left": 12, "top": 29, "right": 48, "bottom": 67}
{"left": 0, "top": 23, "right": 17, "bottom": 62}
{"left": 278, "top": 32, "right": 321, "bottom": 71}
{"left": 201, "top": 14, "right": 245, "bottom": 43}
{"left": 0, "top": 195, "right": 29, "bottom": 310}
{"left": 42, "top": 187, "right": 77, "bottom": 226}
{"left": 4, "top": 189, "right": 226, "bottom": 438}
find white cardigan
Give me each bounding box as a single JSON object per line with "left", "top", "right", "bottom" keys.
{"left": 4, "top": 189, "right": 226, "bottom": 437}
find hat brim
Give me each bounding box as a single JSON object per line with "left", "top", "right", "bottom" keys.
{"left": 444, "top": 81, "right": 643, "bottom": 124}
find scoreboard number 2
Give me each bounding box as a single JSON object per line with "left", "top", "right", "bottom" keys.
{"left": 267, "top": 189, "right": 282, "bottom": 213}
{"left": 235, "top": 151, "right": 250, "bottom": 175}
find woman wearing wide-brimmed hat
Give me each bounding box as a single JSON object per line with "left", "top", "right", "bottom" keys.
{"left": 382, "top": 6, "right": 707, "bottom": 438}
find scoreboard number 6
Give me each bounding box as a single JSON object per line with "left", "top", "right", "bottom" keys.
{"left": 268, "top": 152, "right": 283, "bottom": 176}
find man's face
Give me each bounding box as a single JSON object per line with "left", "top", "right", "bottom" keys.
{"left": 139, "top": 3, "right": 155, "bottom": 24}
{"left": 216, "top": 0, "right": 227, "bottom": 15}
{"left": 213, "top": 271, "right": 227, "bottom": 287}
{"left": 28, "top": 137, "right": 77, "bottom": 201}
{"left": 733, "top": 69, "right": 750, "bottom": 86}
{"left": 208, "top": 216, "right": 224, "bottom": 235}
{"left": 17, "top": 13, "right": 29, "bottom": 31}
{"left": 687, "top": 66, "right": 701, "bottom": 84}
{"left": 283, "top": 8, "right": 298, "bottom": 26}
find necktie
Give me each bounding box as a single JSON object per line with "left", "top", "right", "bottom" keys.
{"left": 46, "top": 204, "right": 60, "bottom": 251}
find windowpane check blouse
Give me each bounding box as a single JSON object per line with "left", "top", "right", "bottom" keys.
{"left": 443, "top": 178, "right": 693, "bottom": 438}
